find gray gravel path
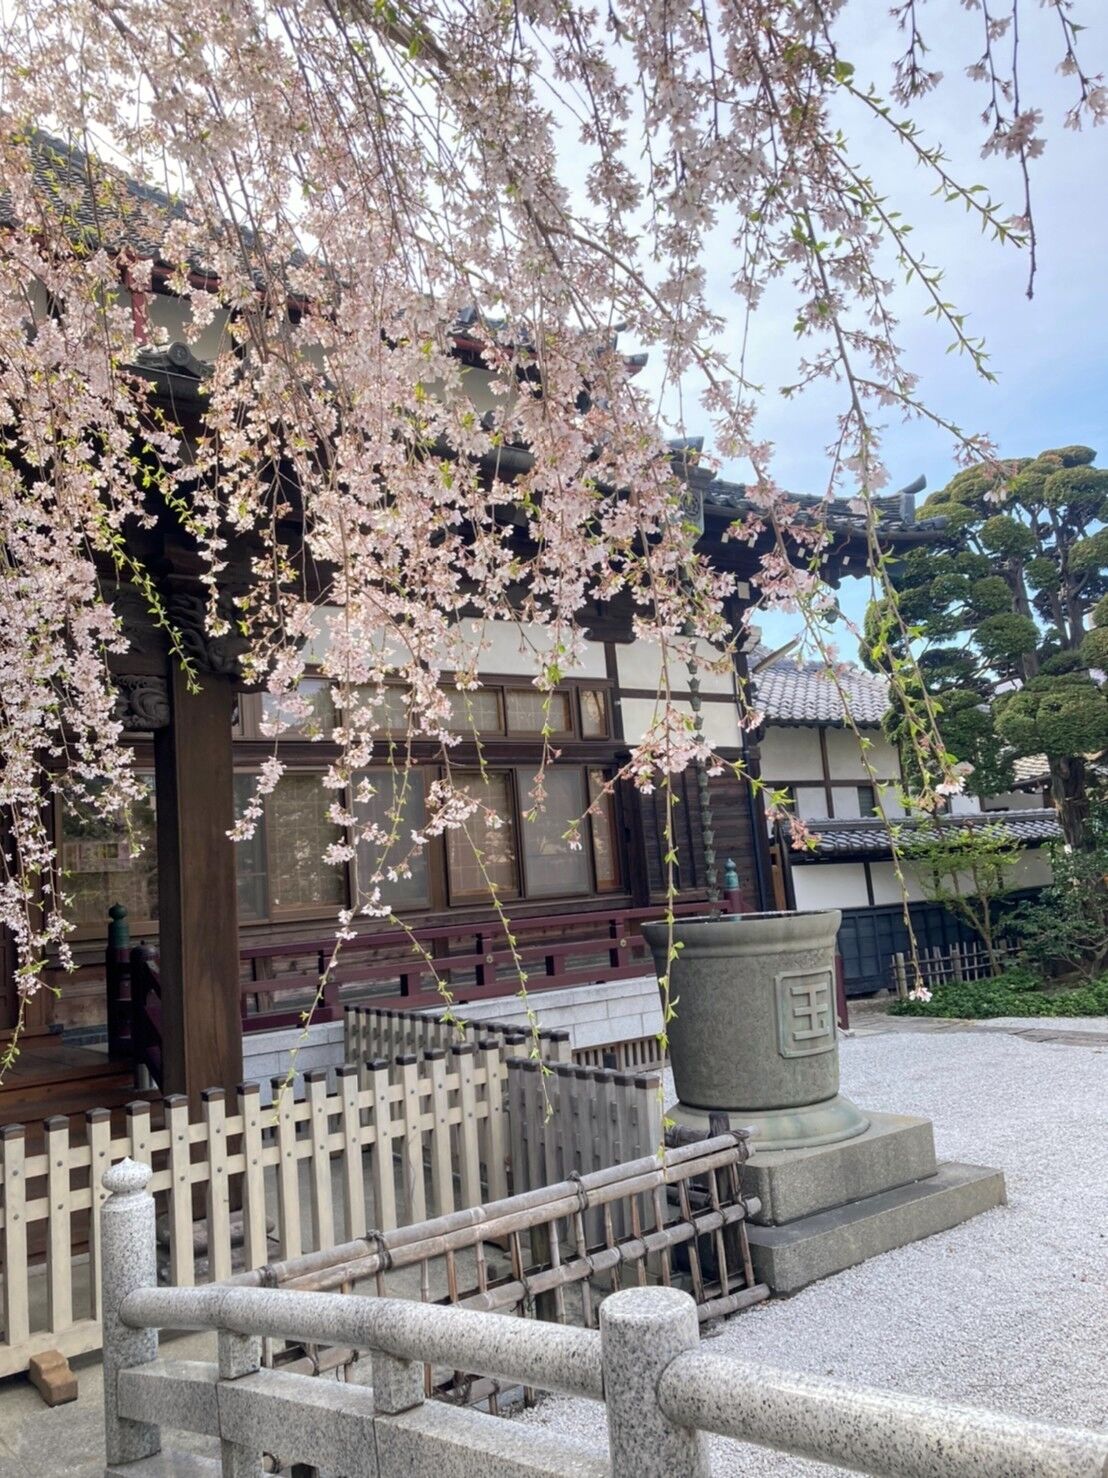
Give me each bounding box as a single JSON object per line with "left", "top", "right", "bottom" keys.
{"left": 517, "top": 1025, "right": 1108, "bottom": 1473}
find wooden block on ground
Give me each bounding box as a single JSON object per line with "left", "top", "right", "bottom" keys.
{"left": 28, "top": 1349, "right": 78, "bottom": 1406}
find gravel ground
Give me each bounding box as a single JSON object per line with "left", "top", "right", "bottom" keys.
{"left": 516, "top": 1022, "right": 1108, "bottom": 1473}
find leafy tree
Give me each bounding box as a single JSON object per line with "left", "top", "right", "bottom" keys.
{"left": 1009, "top": 801, "right": 1108, "bottom": 981}
{"left": 868, "top": 448, "right": 1108, "bottom": 848}
{"left": 900, "top": 822, "right": 1021, "bottom": 975}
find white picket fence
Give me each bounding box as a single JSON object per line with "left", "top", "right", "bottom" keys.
{"left": 0, "top": 1037, "right": 660, "bottom": 1380}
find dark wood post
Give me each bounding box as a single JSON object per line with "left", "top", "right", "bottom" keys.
{"left": 154, "top": 663, "right": 243, "bottom": 1103}
{"left": 105, "top": 903, "right": 132, "bottom": 1060}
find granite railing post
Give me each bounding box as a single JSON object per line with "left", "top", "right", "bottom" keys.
{"left": 217, "top": 1329, "right": 264, "bottom": 1477}
{"left": 370, "top": 1346, "right": 426, "bottom": 1415}
{"left": 600, "top": 1287, "right": 710, "bottom": 1478}
{"left": 101, "top": 1159, "right": 160, "bottom": 1468}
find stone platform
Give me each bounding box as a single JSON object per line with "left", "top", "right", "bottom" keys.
{"left": 745, "top": 1161, "right": 1007, "bottom": 1294}
{"left": 677, "top": 1104, "right": 1007, "bottom": 1295}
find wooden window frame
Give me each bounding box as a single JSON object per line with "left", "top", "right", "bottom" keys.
{"left": 443, "top": 768, "right": 522, "bottom": 905}
{"left": 262, "top": 767, "right": 350, "bottom": 922}
{"left": 54, "top": 775, "right": 159, "bottom": 941}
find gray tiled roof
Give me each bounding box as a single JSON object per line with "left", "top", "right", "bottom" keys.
{"left": 752, "top": 653, "right": 889, "bottom": 728}
{"left": 792, "top": 808, "right": 1062, "bottom": 861}
{"left": 670, "top": 439, "right": 935, "bottom": 537}
{"left": 3, "top": 129, "right": 191, "bottom": 262}
{"left": 1011, "top": 754, "right": 1050, "bottom": 787}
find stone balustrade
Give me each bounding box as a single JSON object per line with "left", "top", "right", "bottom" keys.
{"left": 99, "top": 1158, "right": 1108, "bottom": 1478}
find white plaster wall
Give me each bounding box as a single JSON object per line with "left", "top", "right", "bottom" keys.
{"left": 834, "top": 787, "right": 864, "bottom": 820}
{"left": 868, "top": 861, "right": 927, "bottom": 904}
{"left": 1012, "top": 848, "right": 1054, "bottom": 887}
{"left": 146, "top": 292, "right": 238, "bottom": 363}
{"left": 302, "top": 609, "right": 606, "bottom": 679}
{"left": 874, "top": 842, "right": 1053, "bottom": 905}
{"left": 760, "top": 727, "right": 824, "bottom": 782}
{"left": 825, "top": 727, "right": 899, "bottom": 781}
{"left": 982, "top": 791, "right": 1049, "bottom": 812}
{"left": 877, "top": 783, "right": 906, "bottom": 819}
{"left": 950, "top": 793, "right": 983, "bottom": 816}
{"left": 616, "top": 639, "right": 735, "bottom": 696}
{"left": 618, "top": 696, "right": 741, "bottom": 749}
{"left": 794, "top": 785, "right": 829, "bottom": 820}
{"left": 791, "top": 863, "right": 870, "bottom": 911}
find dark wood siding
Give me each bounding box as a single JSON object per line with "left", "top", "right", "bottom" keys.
{"left": 640, "top": 768, "right": 758, "bottom": 901}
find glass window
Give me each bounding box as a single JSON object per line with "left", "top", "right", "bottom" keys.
{"left": 60, "top": 776, "right": 158, "bottom": 925}
{"left": 505, "top": 688, "right": 572, "bottom": 735}
{"left": 857, "top": 785, "right": 877, "bottom": 818}
{"left": 519, "top": 767, "right": 591, "bottom": 898}
{"left": 353, "top": 769, "right": 429, "bottom": 909}
{"left": 445, "top": 772, "right": 518, "bottom": 901}
{"left": 260, "top": 677, "right": 335, "bottom": 738}
{"left": 587, "top": 769, "right": 621, "bottom": 891}
{"left": 233, "top": 773, "right": 269, "bottom": 921}
{"left": 446, "top": 686, "right": 504, "bottom": 734}
{"left": 579, "top": 688, "right": 609, "bottom": 738}
{"left": 267, "top": 772, "right": 346, "bottom": 913}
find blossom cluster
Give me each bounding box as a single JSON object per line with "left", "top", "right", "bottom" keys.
{"left": 0, "top": 0, "right": 1099, "bottom": 1005}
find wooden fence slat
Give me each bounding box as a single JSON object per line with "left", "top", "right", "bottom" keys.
{"left": 425, "top": 1050, "right": 454, "bottom": 1218}
{"left": 479, "top": 1039, "right": 508, "bottom": 1202}
{"left": 306, "top": 1071, "right": 335, "bottom": 1253}
{"left": 238, "top": 1084, "right": 268, "bottom": 1272}
{"left": 398, "top": 1055, "right": 426, "bottom": 1225}
{"left": 275, "top": 1082, "right": 302, "bottom": 1261}
{"left": 203, "top": 1089, "right": 232, "bottom": 1284}
{"left": 337, "top": 1065, "right": 367, "bottom": 1241}
{"left": 45, "top": 1117, "right": 73, "bottom": 1335}
{"left": 506, "top": 1058, "right": 529, "bottom": 1200}
{"left": 366, "top": 1059, "right": 397, "bottom": 1233}
{"left": 85, "top": 1107, "right": 112, "bottom": 1323}
{"left": 164, "top": 1095, "right": 195, "bottom": 1288}
{"left": 1, "top": 1125, "right": 29, "bottom": 1349}
{"left": 127, "top": 1100, "right": 152, "bottom": 1178}
{"left": 451, "top": 1044, "right": 481, "bottom": 1211}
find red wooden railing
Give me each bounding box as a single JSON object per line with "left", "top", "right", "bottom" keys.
{"left": 238, "top": 902, "right": 710, "bottom": 1033}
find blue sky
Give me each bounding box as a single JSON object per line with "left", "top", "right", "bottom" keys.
{"left": 630, "top": 2, "right": 1108, "bottom": 658}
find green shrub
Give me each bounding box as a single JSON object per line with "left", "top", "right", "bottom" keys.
{"left": 888, "top": 972, "right": 1108, "bottom": 1019}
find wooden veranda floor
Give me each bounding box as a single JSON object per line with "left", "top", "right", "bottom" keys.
{"left": 0, "top": 1040, "right": 147, "bottom": 1132}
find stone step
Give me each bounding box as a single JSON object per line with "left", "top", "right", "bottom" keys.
{"left": 105, "top": 1451, "right": 220, "bottom": 1477}
{"left": 743, "top": 1111, "right": 938, "bottom": 1227}
{"left": 746, "top": 1160, "right": 1007, "bottom": 1295}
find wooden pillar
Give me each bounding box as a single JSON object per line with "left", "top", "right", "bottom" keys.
{"left": 154, "top": 663, "right": 243, "bottom": 1103}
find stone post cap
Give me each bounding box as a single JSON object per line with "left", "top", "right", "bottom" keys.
{"left": 600, "top": 1286, "right": 697, "bottom": 1329}
{"left": 103, "top": 1158, "right": 153, "bottom": 1197}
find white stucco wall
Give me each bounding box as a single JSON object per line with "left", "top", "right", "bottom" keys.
{"left": 760, "top": 727, "right": 823, "bottom": 782}
{"left": 619, "top": 696, "right": 741, "bottom": 749}
{"left": 824, "top": 727, "right": 900, "bottom": 781}
{"left": 982, "top": 791, "right": 1050, "bottom": 813}
{"left": 868, "top": 861, "right": 927, "bottom": 904}
{"left": 794, "top": 785, "right": 830, "bottom": 820}
{"left": 792, "top": 863, "right": 871, "bottom": 911}
{"left": 615, "top": 639, "right": 736, "bottom": 696}
{"left": 301, "top": 610, "right": 607, "bottom": 679}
